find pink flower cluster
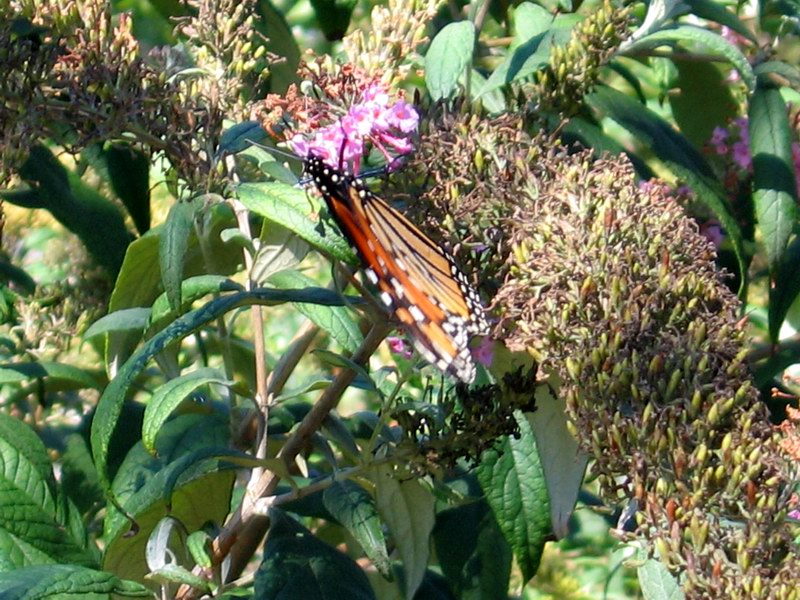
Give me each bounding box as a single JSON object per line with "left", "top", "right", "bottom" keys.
{"left": 709, "top": 116, "right": 800, "bottom": 198}
{"left": 290, "top": 84, "right": 419, "bottom": 174}
{"left": 709, "top": 117, "right": 752, "bottom": 170}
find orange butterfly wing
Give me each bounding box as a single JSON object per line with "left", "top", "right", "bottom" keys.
{"left": 305, "top": 156, "right": 488, "bottom": 383}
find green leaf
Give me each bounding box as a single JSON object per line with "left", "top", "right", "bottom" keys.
{"left": 669, "top": 60, "right": 740, "bottom": 149}
{"left": 17, "top": 145, "right": 132, "bottom": 277}
{"left": 142, "top": 368, "right": 235, "bottom": 454}
{"left": 322, "top": 480, "right": 391, "bottom": 578}
{"left": 149, "top": 275, "right": 241, "bottom": 324}
{"left": 769, "top": 234, "right": 800, "bottom": 343}
{"left": 0, "top": 416, "right": 94, "bottom": 568}
{"left": 425, "top": 21, "right": 476, "bottom": 101}
{"left": 237, "top": 182, "right": 355, "bottom": 263}
{"left": 254, "top": 225, "right": 310, "bottom": 283}
{"left": 750, "top": 85, "right": 798, "bottom": 279}
{"left": 432, "top": 477, "right": 511, "bottom": 600}
{"left": 0, "top": 564, "right": 150, "bottom": 599}
{"left": 91, "top": 287, "right": 351, "bottom": 491}
{"left": 219, "top": 121, "right": 270, "bottom": 156}
{"left": 625, "top": 25, "right": 754, "bottom": 90}
{"left": 512, "top": 2, "right": 554, "bottom": 46}
{"left": 476, "top": 411, "right": 550, "bottom": 582}
{"left": 60, "top": 434, "right": 104, "bottom": 516}
{"left": 269, "top": 269, "right": 363, "bottom": 353}
{"left": 102, "top": 144, "right": 152, "bottom": 235}
{"left": 638, "top": 558, "right": 685, "bottom": 600}
{"left": 372, "top": 464, "right": 435, "bottom": 599}
{"left": 526, "top": 380, "right": 587, "bottom": 538}
{"left": 256, "top": 508, "right": 375, "bottom": 599}
{"left": 103, "top": 415, "right": 236, "bottom": 582}
{"left": 685, "top": 0, "right": 757, "bottom": 44}
{"left": 160, "top": 201, "right": 197, "bottom": 312}
{"left": 256, "top": 0, "right": 301, "bottom": 94}
{"left": 308, "top": 0, "right": 357, "bottom": 41}
{"left": 83, "top": 308, "right": 152, "bottom": 340}
{"left": 0, "top": 361, "right": 99, "bottom": 391}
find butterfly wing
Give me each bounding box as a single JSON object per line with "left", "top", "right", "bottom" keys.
{"left": 306, "top": 156, "right": 488, "bottom": 382}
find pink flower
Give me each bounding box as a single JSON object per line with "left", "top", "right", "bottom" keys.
{"left": 732, "top": 140, "right": 752, "bottom": 170}
{"left": 472, "top": 336, "right": 494, "bottom": 368}
{"left": 699, "top": 220, "right": 724, "bottom": 249}
{"left": 387, "top": 336, "right": 414, "bottom": 359}
{"left": 710, "top": 126, "right": 729, "bottom": 146}
{"left": 290, "top": 84, "right": 419, "bottom": 174}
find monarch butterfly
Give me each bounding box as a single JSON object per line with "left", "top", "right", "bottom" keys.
{"left": 304, "top": 154, "right": 489, "bottom": 383}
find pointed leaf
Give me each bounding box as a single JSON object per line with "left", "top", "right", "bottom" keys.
{"left": 433, "top": 478, "right": 511, "bottom": 600}
{"left": 526, "top": 381, "right": 588, "bottom": 538}
{"left": 323, "top": 480, "right": 391, "bottom": 577}
{"left": 142, "top": 368, "right": 235, "bottom": 454}
{"left": 160, "top": 200, "right": 196, "bottom": 312}
{"left": 425, "top": 21, "right": 476, "bottom": 101}
{"left": 83, "top": 308, "right": 152, "bottom": 340}
{"left": 769, "top": 234, "right": 800, "bottom": 343}
{"left": 625, "top": 25, "right": 754, "bottom": 90}
{"left": 102, "top": 144, "right": 152, "bottom": 235}
{"left": 0, "top": 565, "right": 150, "bottom": 599}
{"left": 269, "top": 269, "right": 363, "bottom": 352}
{"left": 476, "top": 411, "right": 550, "bottom": 582}
{"left": 750, "top": 85, "right": 798, "bottom": 280}
{"left": 237, "top": 182, "right": 355, "bottom": 263}
{"left": 372, "top": 465, "right": 435, "bottom": 598}
{"left": 256, "top": 508, "right": 375, "bottom": 599}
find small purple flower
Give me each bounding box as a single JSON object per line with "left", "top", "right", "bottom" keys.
{"left": 387, "top": 336, "right": 414, "bottom": 360}
{"left": 699, "top": 220, "right": 724, "bottom": 249}
{"left": 732, "top": 140, "right": 752, "bottom": 170}
{"left": 710, "top": 126, "right": 728, "bottom": 147}
{"left": 472, "top": 336, "right": 494, "bottom": 368}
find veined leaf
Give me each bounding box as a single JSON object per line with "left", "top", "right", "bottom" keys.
{"left": 426, "top": 21, "right": 476, "bottom": 101}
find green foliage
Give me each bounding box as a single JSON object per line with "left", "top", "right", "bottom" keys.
{"left": 1, "top": 0, "right": 800, "bottom": 599}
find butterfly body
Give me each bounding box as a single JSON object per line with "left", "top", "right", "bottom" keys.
{"left": 304, "top": 155, "right": 488, "bottom": 383}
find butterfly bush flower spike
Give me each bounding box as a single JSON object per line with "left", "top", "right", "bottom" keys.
{"left": 288, "top": 83, "right": 418, "bottom": 173}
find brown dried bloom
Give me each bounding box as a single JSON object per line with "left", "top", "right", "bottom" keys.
{"left": 398, "top": 110, "right": 800, "bottom": 598}
{"left": 1, "top": 0, "right": 271, "bottom": 193}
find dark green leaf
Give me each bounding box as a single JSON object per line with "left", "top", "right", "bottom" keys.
{"left": 686, "top": 0, "right": 758, "bottom": 43}
{"left": 669, "top": 60, "right": 740, "bottom": 148}
{"left": 476, "top": 411, "right": 550, "bottom": 582}
{"left": 425, "top": 21, "right": 476, "bottom": 101}
{"left": 0, "top": 565, "right": 150, "bottom": 599}
{"left": 160, "top": 200, "right": 197, "bottom": 312}
{"left": 256, "top": 0, "right": 301, "bottom": 93}
{"left": 308, "top": 0, "right": 357, "bottom": 41}
{"left": 219, "top": 121, "right": 270, "bottom": 156}
{"left": 17, "top": 145, "right": 132, "bottom": 277}
{"left": 750, "top": 85, "right": 798, "bottom": 282}
{"left": 323, "top": 480, "right": 391, "bottom": 577}
{"left": 624, "top": 25, "right": 754, "bottom": 90}
{"left": 256, "top": 508, "right": 375, "bottom": 599}
{"left": 433, "top": 482, "right": 511, "bottom": 600}
{"left": 102, "top": 144, "right": 151, "bottom": 235}
{"left": 103, "top": 415, "right": 236, "bottom": 582}
{"left": 769, "top": 233, "right": 800, "bottom": 344}
{"left": 526, "top": 382, "right": 587, "bottom": 537}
